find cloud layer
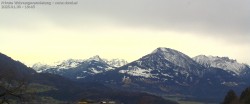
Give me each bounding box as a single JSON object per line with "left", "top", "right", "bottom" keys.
{"left": 82, "top": 0, "right": 250, "bottom": 41}
{"left": 0, "top": 0, "right": 250, "bottom": 65}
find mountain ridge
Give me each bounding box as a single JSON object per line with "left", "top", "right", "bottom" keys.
{"left": 193, "top": 55, "right": 250, "bottom": 76}
{"left": 81, "top": 47, "right": 249, "bottom": 102}
{"left": 32, "top": 56, "right": 128, "bottom": 80}
{"left": 0, "top": 52, "right": 178, "bottom": 104}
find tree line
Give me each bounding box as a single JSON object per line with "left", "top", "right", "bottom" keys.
{"left": 222, "top": 87, "right": 250, "bottom": 104}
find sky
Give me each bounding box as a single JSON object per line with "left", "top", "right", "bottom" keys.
{"left": 0, "top": 0, "right": 250, "bottom": 66}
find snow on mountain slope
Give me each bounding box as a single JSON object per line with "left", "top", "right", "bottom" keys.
{"left": 56, "top": 59, "right": 84, "bottom": 69}
{"left": 32, "top": 63, "right": 55, "bottom": 73}
{"left": 193, "top": 55, "right": 250, "bottom": 75}
{"left": 32, "top": 56, "right": 127, "bottom": 72}
{"left": 32, "top": 56, "right": 128, "bottom": 79}
{"left": 117, "top": 47, "right": 205, "bottom": 82}
{"left": 113, "top": 48, "right": 242, "bottom": 87}
{"left": 83, "top": 48, "right": 246, "bottom": 99}
{"left": 152, "top": 47, "right": 203, "bottom": 69}
{"left": 119, "top": 66, "right": 154, "bottom": 78}
{"left": 104, "top": 59, "right": 128, "bottom": 68}
{"left": 87, "top": 55, "right": 103, "bottom": 62}
{"left": 32, "top": 59, "right": 84, "bottom": 72}
{"left": 150, "top": 48, "right": 204, "bottom": 77}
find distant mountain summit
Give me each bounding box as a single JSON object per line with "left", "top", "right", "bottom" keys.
{"left": 151, "top": 47, "right": 204, "bottom": 74}
{"left": 32, "top": 56, "right": 128, "bottom": 79}
{"left": 193, "top": 55, "right": 250, "bottom": 76}
{"left": 118, "top": 48, "right": 204, "bottom": 79}
{"left": 88, "top": 55, "right": 104, "bottom": 62}
{"left": 121, "top": 48, "right": 203, "bottom": 76}
{"left": 104, "top": 58, "right": 128, "bottom": 68}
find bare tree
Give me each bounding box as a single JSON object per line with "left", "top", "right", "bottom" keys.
{"left": 0, "top": 78, "right": 27, "bottom": 104}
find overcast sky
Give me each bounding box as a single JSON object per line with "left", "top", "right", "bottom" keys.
{"left": 0, "top": 0, "right": 250, "bottom": 66}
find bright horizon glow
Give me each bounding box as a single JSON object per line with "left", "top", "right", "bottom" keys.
{"left": 1, "top": 24, "right": 249, "bottom": 66}
{"left": 0, "top": 0, "right": 249, "bottom": 66}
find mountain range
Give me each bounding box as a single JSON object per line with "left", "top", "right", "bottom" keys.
{"left": 32, "top": 47, "right": 250, "bottom": 102}
{"left": 32, "top": 55, "right": 127, "bottom": 79}
{"left": 0, "top": 52, "right": 178, "bottom": 104}
{"left": 193, "top": 55, "right": 250, "bottom": 76}
{"left": 2, "top": 47, "right": 250, "bottom": 103}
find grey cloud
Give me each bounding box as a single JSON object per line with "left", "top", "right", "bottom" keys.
{"left": 37, "top": 0, "right": 250, "bottom": 43}
{"left": 82, "top": 0, "right": 250, "bottom": 41}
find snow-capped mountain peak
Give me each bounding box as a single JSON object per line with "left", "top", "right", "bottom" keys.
{"left": 105, "top": 59, "right": 128, "bottom": 68}
{"left": 193, "top": 55, "right": 250, "bottom": 75}
{"left": 32, "top": 62, "right": 54, "bottom": 73}
{"left": 118, "top": 47, "right": 205, "bottom": 80}
{"left": 151, "top": 47, "right": 176, "bottom": 54}
{"left": 33, "top": 59, "right": 85, "bottom": 72}
{"left": 87, "top": 55, "right": 103, "bottom": 62}
{"left": 151, "top": 47, "right": 202, "bottom": 69}
{"left": 32, "top": 56, "right": 128, "bottom": 77}
{"left": 56, "top": 59, "right": 84, "bottom": 69}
